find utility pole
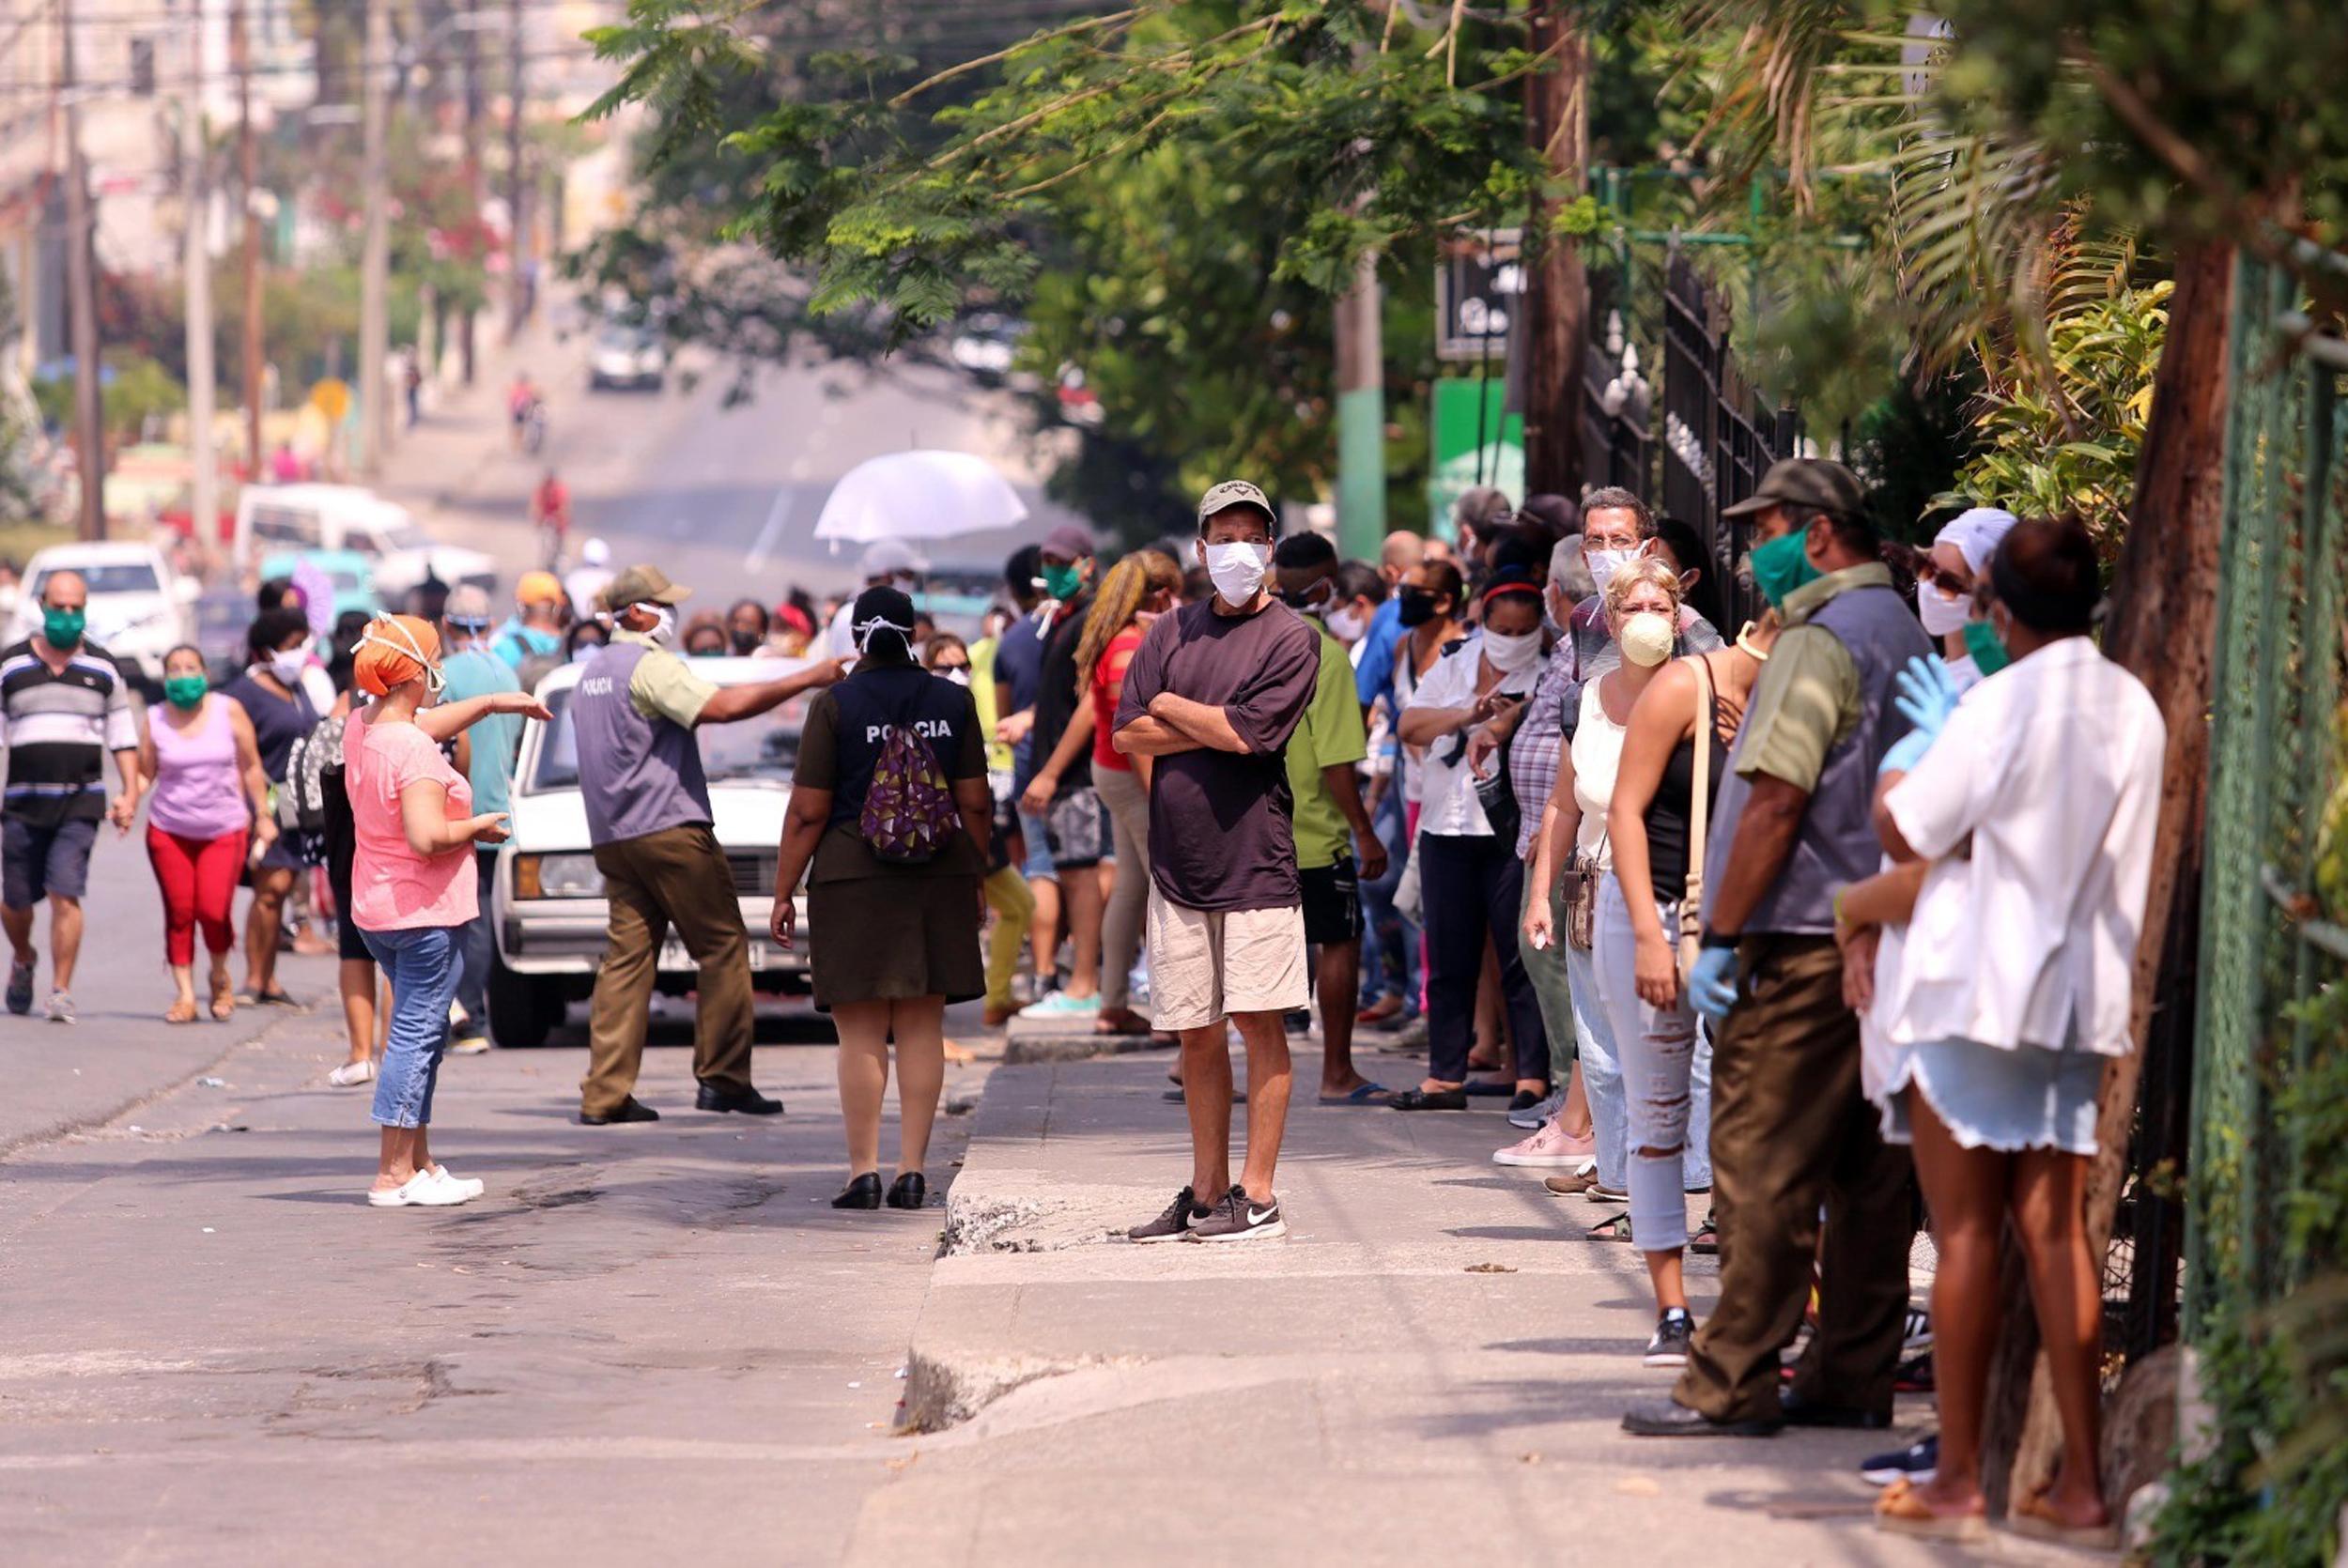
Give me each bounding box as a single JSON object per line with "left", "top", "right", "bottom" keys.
{"left": 235, "top": 0, "right": 263, "bottom": 484}
{"left": 357, "top": 0, "right": 389, "bottom": 476}
{"left": 460, "top": 17, "right": 484, "bottom": 383}
{"left": 181, "top": 19, "right": 218, "bottom": 554}
{"left": 1521, "top": 0, "right": 1588, "bottom": 500}
{"left": 59, "top": 0, "right": 107, "bottom": 540}
{"left": 503, "top": 0, "right": 527, "bottom": 339}
{"left": 1333, "top": 253, "right": 1386, "bottom": 559}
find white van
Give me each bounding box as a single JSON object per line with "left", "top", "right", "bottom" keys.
{"left": 235, "top": 484, "right": 497, "bottom": 603}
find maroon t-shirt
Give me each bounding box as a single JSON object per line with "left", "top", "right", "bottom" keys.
{"left": 1113, "top": 597, "right": 1321, "bottom": 912}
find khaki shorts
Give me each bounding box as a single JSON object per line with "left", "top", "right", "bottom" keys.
{"left": 1146, "top": 887, "right": 1308, "bottom": 1032}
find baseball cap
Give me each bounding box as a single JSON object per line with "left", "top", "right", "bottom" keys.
{"left": 1721, "top": 458, "right": 1865, "bottom": 519}
{"left": 858, "top": 539, "right": 927, "bottom": 580}
{"left": 445, "top": 584, "right": 494, "bottom": 625}
{"left": 1197, "top": 479, "right": 1275, "bottom": 528}
{"left": 599, "top": 564, "right": 692, "bottom": 612}
{"left": 516, "top": 570, "right": 564, "bottom": 607}
{"left": 1040, "top": 523, "right": 1096, "bottom": 561}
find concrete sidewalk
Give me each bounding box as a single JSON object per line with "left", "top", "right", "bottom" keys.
{"left": 846, "top": 1049, "right": 2049, "bottom": 1566}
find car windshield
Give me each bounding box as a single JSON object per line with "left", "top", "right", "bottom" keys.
{"left": 33, "top": 561, "right": 161, "bottom": 596}
{"left": 374, "top": 518, "right": 432, "bottom": 551}
{"left": 526, "top": 684, "right": 806, "bottom": 792}
{"left": 597, "top": 327, "right": 653, "bottom": 351}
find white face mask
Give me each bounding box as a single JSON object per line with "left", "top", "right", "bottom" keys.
{"left": 1483, "top": 629, "right": 1543, "bottom": 673}
{"left": 1326, "top": 606, "right": 1367, "bottom": 644}
{"left": 267, "top": 648, "right": 309, "bottom": 686}
{"left": 639, "top": 604, "right": 676, "bottom": 646}
{"left": 1617, "top": 610, "right": 1676, "bottom": 669}
{"left": 1202, "top": 541, "right": 1270, "bottom": 606}
{"left": 941, "top": 668, "right": 971, "bottom": 688}
{"left": 1917, "top": 581, "right": 1970, "bottom": 638}
{"left": 1584, "top": 546, "right": 1640, "bottom": 595}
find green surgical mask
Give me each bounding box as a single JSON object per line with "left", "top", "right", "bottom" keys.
{"left": 41, "top": 607, "right": 85, "bottom": 649}
{"left": 163, "top": 674, "right": 209, "bottom": 709}
{"left": 1747, "top": 530, "right": 1822, "bottom": 610}
{"left": 1040, "top": 561, "right": 1083, "bottom": 601}
{"left": 1961, "top": 616, "right": 2011, "bottom": 678}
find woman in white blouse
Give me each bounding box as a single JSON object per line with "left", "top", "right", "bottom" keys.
{"left": 1837, "top": 516, "right": 2164, "bottom": 1547}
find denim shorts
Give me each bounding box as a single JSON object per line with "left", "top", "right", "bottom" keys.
{"left": 1877, "top": 1036, "right": 2107, "bottom": 1157}
{"left": 3, "top": 815, "right": 99, "bottom": 907}
{"left": 1017, "top": 807, "right": 1056, "bottom": 883}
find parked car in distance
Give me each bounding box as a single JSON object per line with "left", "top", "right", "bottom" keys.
{"left": 949, "top": 312, "right": 1028, "bottom": 385}
{"left": 258, "top": 549, "right": 383, "bottom": 627}
{"left": 236, "top": 484, "right": 496, "bottom": 604}
{"left": 588, "top": 324, "right": 667, "bottom": 392}
{"left": 487, "top": 656, "right": 816, "bottom": 1048}
{"left": 8, "top": 540, "right": 196, "bottom": 684}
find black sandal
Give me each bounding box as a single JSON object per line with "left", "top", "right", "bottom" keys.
{"left": 1691, "top": 1213, "right": 1721, "bottom": 1253}
{"left": 1386, "top": 1087, "right": 1468, "bottom": 1112}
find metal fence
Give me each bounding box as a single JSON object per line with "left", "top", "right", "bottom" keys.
{"left": 2185, "top": 251, "right": 2348, "bottom": 1328}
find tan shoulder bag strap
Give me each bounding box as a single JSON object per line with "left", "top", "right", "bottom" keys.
{"left": 1677, "top": 653, "right": 1716, "bottom": 982}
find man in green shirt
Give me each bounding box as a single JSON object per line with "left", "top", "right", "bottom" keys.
{"left": 1272, "top": 534, "right": 1390, "bottom": 1103}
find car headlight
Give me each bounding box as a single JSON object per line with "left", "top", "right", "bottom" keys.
{"left": 512, "top": 852, "right": 604, "bottom": 899}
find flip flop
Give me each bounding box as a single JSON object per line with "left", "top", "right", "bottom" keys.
{"left": 2007, "top": 1488, "right": 2118, "bottom": 1549}
{"left": 1873, "top": 1479, "right": 1986, "bottom": 1543}
{"left": 1317, "top": 1082, "right": 1393, "bottom": 1106}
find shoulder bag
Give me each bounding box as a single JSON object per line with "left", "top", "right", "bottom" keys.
{"left": 1676, "top": 654, "right": 1716, "bottom": 984}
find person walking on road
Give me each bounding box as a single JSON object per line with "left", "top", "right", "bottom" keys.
{"left": 1268, "top": 531, "right": 1386, "bottom": 1103}
{"left": 1846, "top": 516, "right": 2162, "bottom": 1545}
{"left": 221, "top": 607, "right": 320, "bottom": 1007}
{"left": 344, "top": 616, "right": 548, "bottom": 1207}
{"left": 1114, "top": 481, "right": 1321, "bottom": 1244}
{"left": 439, "top": 587, "right": 524, "bottom": 1053}
{"left": 531, "top": 469, "right": 572, "bottom": 569}
{"left": 1, "top": 571, "right": 143, "bottom": 1023}
{"left": 141, "top": 646, "right": 275, "bottom": 1023}
{"left": 573, "top": 566, "right": 842, "bottom": 1125}
{"left": 773, "top": 587, "right": 993, "bottom": 1210}
{"left": 1624, "top": 458, "right": 1928, "bottom": 1438}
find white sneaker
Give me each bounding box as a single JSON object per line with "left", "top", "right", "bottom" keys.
{"left": 328, "top": 1060, "right": 377, "bottom": 1088}
{"left": 427, "top": 1166, "right": 486, "bottom": 1200}
{"left": 366, "top": 1171, "right": 474, "bottom": 1207}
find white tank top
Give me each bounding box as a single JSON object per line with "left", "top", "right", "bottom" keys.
{"left": 1568, "top": 681, "right": 1627, "bottom": 869}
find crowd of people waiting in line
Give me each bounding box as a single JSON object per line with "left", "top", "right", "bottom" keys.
{"left": 0, "top": 459, "right": 2161, "bottom": 1548}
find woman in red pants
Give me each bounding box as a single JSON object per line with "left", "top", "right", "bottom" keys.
{"left": 139, "top": 646, "right": 274, "bottom": 1022}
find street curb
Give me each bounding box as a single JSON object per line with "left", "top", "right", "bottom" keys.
{"left": 999, "top": 1026, "right": 1160, "bottom": 1066}
{"left": 0, "top": 1005, "right": 317, "bottom": 1166}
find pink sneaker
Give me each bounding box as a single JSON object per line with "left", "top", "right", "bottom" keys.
{"left": 1492, "top": 1117, "right": 1598, "bottom": 1168}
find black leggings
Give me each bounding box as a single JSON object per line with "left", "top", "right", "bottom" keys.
{"left": 1417, "top": 832, "right": 1549, "bottom": 1084}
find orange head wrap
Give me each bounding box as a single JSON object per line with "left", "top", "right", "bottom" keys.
{"left": 353, "top": 615, "right": 442, "bottom": 697}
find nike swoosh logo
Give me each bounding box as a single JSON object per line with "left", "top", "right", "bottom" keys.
{"left": 1246, "top": 1207, "right": 1276, "bottom": 1225}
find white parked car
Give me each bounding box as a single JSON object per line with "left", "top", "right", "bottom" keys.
{"left": 587, "top": 325, "right": 666, "bottom": 392}
{"left": 236, "top": 484, "right": 496, "bottom": 603}
{"left": 9, "top": 541, "right": 197, "bottom": 683}
{"left": 487, "top": 656, "right": 816, "bottom": 1048}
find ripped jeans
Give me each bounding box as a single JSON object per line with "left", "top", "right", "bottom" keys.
{"left": 1593, "top": 876, "right": 1713, "bottom": 1252}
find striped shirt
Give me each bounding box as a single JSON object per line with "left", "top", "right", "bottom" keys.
{"left": 1, "top": 638, "right": 139, "bottom": 827}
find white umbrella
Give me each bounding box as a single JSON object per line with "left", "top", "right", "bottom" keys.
{"left": 812, "top": 451, "right": 1031, "bottom": 546}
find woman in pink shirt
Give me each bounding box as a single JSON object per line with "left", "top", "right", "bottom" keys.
{"left": 346, "top": 615, "right": 548, "bottom": 1208}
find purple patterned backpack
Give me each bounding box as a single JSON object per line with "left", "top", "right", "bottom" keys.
{"left": 858, "top": 716, "right": 959, "bottom": 863}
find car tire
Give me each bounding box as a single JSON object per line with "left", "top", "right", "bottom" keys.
{"left": 487, "top": 950, "right": 558, "bottom": 1049}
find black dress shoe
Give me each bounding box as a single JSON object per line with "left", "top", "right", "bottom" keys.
{"left": 696, "top": 1083, "right": 784, "bottom": 1115}
{"left": 579, "top": 1097, "right": 660, "bottom": 1125}
{"left": 832, "top": 1173, "right": 884, "bottom": 1209}
{"left": 886, "top": 1172, "right": 926, "bottom": 1209}
{"left": 1621, "top": 1397, "right": 1784, "bottom": 1437}
{"left": 1387, "top": 1087, "right": 1469, "bottom": 1112}
{"left": 1779, "top": 1391, "right": 1892, "bottom": 1429}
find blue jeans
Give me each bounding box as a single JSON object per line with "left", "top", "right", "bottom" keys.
{"left": 1593, "top": 877, "right": 1714, "bottom": 1247}
{"left": 363, "top": 924, "right": 462, "bottom": 1130}
{"left": 1357, "top": 783, "right": 1418, "bottom": 1009}
{"left": 454, "top": 850, "right": 496, "bottom": 1026}
{"left": 1562, "top": 933, "right": 1628, "bottom": 1192}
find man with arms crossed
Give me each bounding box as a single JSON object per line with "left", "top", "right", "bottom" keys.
{"left": 1115, "top": 482, "right": 1321, "bottom": 1242}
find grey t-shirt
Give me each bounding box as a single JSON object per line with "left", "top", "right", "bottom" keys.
{"left": 1112, "top": 597, "right": 1321, "bottom": 913}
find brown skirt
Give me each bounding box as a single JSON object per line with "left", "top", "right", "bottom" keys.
{"left": 807, "top": 872, "right": 985, "bottom": 1010}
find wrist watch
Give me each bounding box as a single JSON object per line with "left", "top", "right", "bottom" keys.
{"left": 1699, "top": 927, "right": 1738, "bottom": 951}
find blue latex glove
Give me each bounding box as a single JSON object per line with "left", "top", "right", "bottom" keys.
{"left": 1688, "top": 945, "right": 1739, "bottom": 1024}
{"left": 1878, "top": 725, "right": 1935, "bottom": 777}
{"left": 1892, "top": 653, "right": 1962, "bottom": 742}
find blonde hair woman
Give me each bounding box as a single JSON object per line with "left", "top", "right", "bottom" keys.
{"left": 1077, "top": 550, "right": 1183, "bottom": 1037}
